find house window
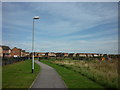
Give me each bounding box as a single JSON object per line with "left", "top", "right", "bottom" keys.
{"left": 5, "top": 53, "right": 9, "bottom": 55}
{"left": 13, "top": 51, "right": 16, "bottom": 53}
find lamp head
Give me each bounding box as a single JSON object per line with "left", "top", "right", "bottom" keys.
{"left": 33, "top": 16, "right": 40, "bottom": 19}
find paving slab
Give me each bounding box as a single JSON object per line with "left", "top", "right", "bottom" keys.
{"left": 31, "top": 60, "right": 67, "bottom": 88}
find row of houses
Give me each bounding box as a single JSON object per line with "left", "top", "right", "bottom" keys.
{"left": 0, "top": 45, "right": 29, "bottom": 58}
{"left": 34, "top": 52, "right": 103, "bottom": 58}
{"left": 0, "top": 45, "right": 119, "bottom": 59}
{"left": 32, "top": 52, "right": 119, "bottom": 61}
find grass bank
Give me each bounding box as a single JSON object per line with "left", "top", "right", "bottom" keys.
{"left": 2, "top": 60, "right": 40, "bottom": 88}
{"left": 41, "top": 60, "right": 103, "bottom": 88}
{"left": 41, "top": 59, "right": 118, "bottom": 88}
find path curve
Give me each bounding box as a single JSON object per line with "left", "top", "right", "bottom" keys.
{"left": 31, "top": 60, "right": 67, "bottom": 88}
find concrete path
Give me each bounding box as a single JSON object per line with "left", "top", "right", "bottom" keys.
{"left": 31, "top": 60, "right": 67, "bottom": 88}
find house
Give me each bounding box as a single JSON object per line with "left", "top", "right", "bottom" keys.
{"left": 80, "top": 53, "right": 87, "bottom": 57}
{"left": 63, "top": 53, "right": 68, "bottom": 57}
{"left": 55, "top": 53, "right": 64, "bottom": 57}
{"left": 45, "top": 52, "right": 48, "bottom": 57}
{"left": 37, "top": 52, "right": 46, "bottom": 57}
{"left": 93, "top": 53, "right": 99, "bottom": 57}
{"left": 0, "top": 46, "right": 2, "bottom": 57}
{"left": 29, "top": 52, "right": 33, "bottom": 58}
{"left": 11, "top": 47, "right": 22, "bottom": 57}
{"left": 86, "top": 53, "right": 93, "bottom": 58}
{"left": 76, "top": 53, "right": 87, "bottom": 57}
{"left": 48, "top": 52, "right": 56, "bottom": 57}
{"left": 21, "top": 50, "right": 30, "bottom": 57}
{"left": 73, "top": 53, "right": 77, "bottom": 57}
{"left": 24, "top": 52, "right": 30, "bottom": 57}
{"left": 76, "top": 53, "right": 80, "bottom": 57}
{"left": 0, "top": 45, "right": 11, "bottom": 58}
{"left": 68, "top": 53, "right": 74, "bottom": 57}
{"left": 33, "top": 52, "right": 37, "bottom": 58}
{"left": 21, "top": 50, "right": 25, "bottom": 57}
{"left": 45, "top": 52, "right": 56, "bottom": 57}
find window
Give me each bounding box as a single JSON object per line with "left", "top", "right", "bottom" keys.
{"left": 13, "top": 51, "right": 16, "bottom": 53}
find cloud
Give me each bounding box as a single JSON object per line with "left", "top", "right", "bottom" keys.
{"left": 3, "top": 35, "right": 118, "bottom": 54}
{"left": 2, "top": 2, "right": 118, "bottom": 54}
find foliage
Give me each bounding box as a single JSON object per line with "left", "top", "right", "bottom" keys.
{"left": 41, "top": 60, "right": 103, "bottom": 88}
{"left": 41, "top": 59, "right": 118, "bottom": 88}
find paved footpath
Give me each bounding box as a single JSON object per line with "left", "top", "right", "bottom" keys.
{"left": 31, "top": 60, "right": 67, "bottom": 88}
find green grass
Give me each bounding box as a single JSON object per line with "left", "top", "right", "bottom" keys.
{"left": 41, "top": 60, "right": 103, "bottom": 88}
{"left": 49, "top": 59, "right": 118, "bottom": 88}
{"left": 2, "top": 60, "right": 40, "bottom": 88}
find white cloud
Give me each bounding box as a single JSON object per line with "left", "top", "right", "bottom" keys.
{"left": 33, "top": 2, "right": 117, "bottom": 36}
{"left": 3, "top": 35, "right": 118, "bottom": 54}
{"left": 2, "top": 2, "right": 118, "bottom": 54}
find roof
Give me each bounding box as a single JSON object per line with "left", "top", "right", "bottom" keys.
{"left": 0, "top": 45, "right": 10, "bottom": 50}
{"left": 25, "top": 52, "right": 29, "bottom": 54}
{"left": 13, "top": 47, "right": 22, "bottom": 51}
{"left": 22, "top": 50, "right": 25, "bottom": 52}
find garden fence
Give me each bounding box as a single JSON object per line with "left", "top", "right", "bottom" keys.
{"left": 2, "top": 57, "right": 29, "bottom": 66}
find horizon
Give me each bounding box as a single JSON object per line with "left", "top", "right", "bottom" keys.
{"left": 2, "top": 2, "right": 118, "bottom": 54}
{"left": 1, "top": 44, "right": 119, "bottom": 55}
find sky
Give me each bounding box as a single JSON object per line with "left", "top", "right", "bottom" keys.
{"left": 2, "top": 2, "right": 118, "bottom": 54}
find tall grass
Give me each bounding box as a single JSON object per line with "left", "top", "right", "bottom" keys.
{"left": 49, "top": 59, "right": 118, "bottom": 88}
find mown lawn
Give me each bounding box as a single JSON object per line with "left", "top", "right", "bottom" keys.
{"left": 41, "top": 60, "right": 104, "bottom": 88}
{"left": 2, "top": 60, "right": 40, "bottom": 88}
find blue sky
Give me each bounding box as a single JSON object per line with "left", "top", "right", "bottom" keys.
{"left": 2, "top": 2, "right": 118, "bottom": 54}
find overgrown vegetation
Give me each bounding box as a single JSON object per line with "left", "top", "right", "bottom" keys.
{"left": 41, "top": 59, "right": 118, "bottom": 88}
{"left": 41, "top": 60, "right": 103, "bottom": 88}
{"left": 2, "top": 60, "right": 40, "bottom": 88}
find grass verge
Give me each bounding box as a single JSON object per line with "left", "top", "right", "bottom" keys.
{"left": 2, "top": 60, "right": 40, "bottom": 88}
{"left": 48, "top": 59, "right": 118, "bottom": 88}
{"left": 41, "top": 60, "right": 104, "bottom": 88}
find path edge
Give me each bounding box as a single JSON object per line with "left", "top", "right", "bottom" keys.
{"left": 54, "top": 68, "right": 68, "bottom": 88}
{"left": 28, "top": 60, "right": 41, "bottom": 89}
{"left": 41, "top": 61, "right": 68, "bottom": 88}
{"left": 28, "top": 60, "right": 68, "bottom": 89}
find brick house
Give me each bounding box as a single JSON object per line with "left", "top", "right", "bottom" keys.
{"left": 48, "top": 52, "right": 56, "bottom": 57}
{"left": 73, "top": 53, "right": 77, "bottom": 57}
{"left": 29, "top": 52, "right": 33, "bottom": 58}
{"left": 29, "top": 52, "right": 37, "bottom": 58}
{"left": 24, "top": 52, "right": 30, "bottom": 57}
{"left": 76, "top": 53, "right": 87, "bottom": 57}
{"left": 21, "top": 50, "right": 25, "bottom": 57}
{"left": 93, "top": 53, "right": 100, "bottom": 57}
{"left": 33, "top": 52, "right": 37, "bottom": 58}
{"left": 37, "top": 52, "right": 46, "bottom": 57}
{"left": 45, "top": 52, "right": 56, "bottom": 57}
{"left": 68, "top": 53, "right": 74, "bottom": 57}
{"left": 68, "top": 53, "right": 77, "bottom": 57}
{"left": 56, "top": 53, "right": 64, "bottom": 57}
{"left": 0, "top": 45, "right": 11, "bottom": 58}
{"left": 63, "top": 53, "right": 68, "bottom": 57}
{"left": 11, "top": 47, "right": 22, "bottom": 57}
{"left": 0, "top": 46, "right": 2, "bottom": 57}
{"left": 86, "top": 53, "right": 93, "bottom": 57}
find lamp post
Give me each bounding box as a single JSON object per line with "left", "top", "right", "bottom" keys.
{"left": 32, "top": 16, "right": 39, "bottom": 73}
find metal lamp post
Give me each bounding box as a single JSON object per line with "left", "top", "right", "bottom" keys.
{"left": 32, "top": 16, "right": 39, "bottom": 73}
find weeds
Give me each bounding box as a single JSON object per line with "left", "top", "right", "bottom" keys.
{"left": 49, "top": 59, "right": 118, "bottom": 88}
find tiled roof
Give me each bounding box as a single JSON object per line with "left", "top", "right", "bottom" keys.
{"left": 0, "top": 45, "right": 10, "bottom": 50}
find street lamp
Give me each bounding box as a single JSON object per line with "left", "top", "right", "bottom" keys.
{"left": 32, "top": 16, "right": 39, "bottom": 73}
